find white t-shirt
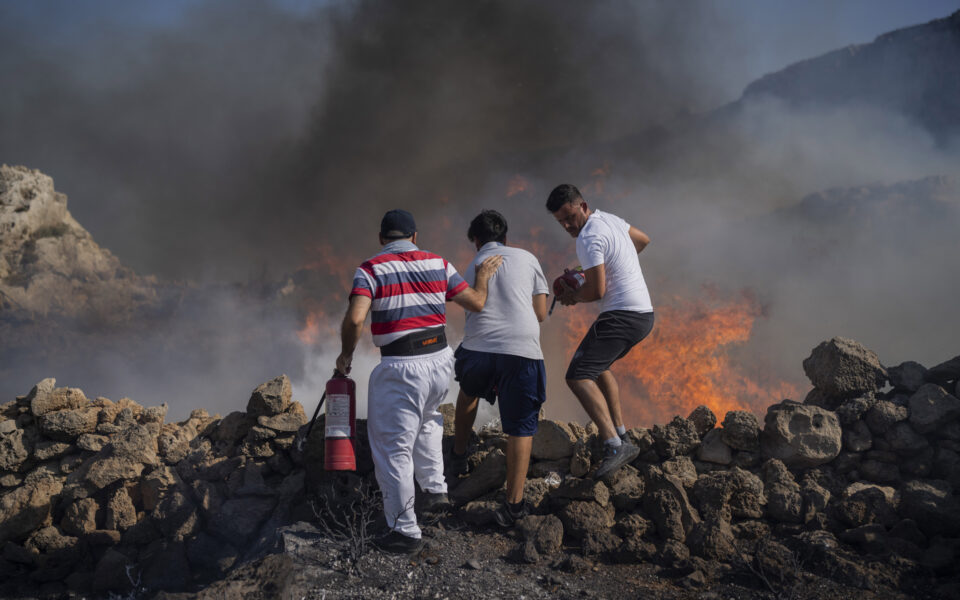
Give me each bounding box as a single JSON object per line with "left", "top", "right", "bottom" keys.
{"left": 461, "top": 242, "right": 549, "bottom": 360}
{"left": 576, "top": 209, "right": 654, "bottom": 314}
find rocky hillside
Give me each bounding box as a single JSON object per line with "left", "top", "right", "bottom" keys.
{"left": 0, "top": 164, "right": 162, "bottom": 321}
{"left": 2, "top": 338, "right": 959, "bottom": 599}
{"left": 738, "top": 10, "right": 960, "bottom": 140}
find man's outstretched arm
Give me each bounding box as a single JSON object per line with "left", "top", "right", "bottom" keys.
{"left": 451, "top": 255, "right": 503, "bottom": 312}
{"left": 336, "top": 294, "right": 372, "bottom": 375}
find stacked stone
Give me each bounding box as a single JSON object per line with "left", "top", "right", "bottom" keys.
{"left": 0, "top": 375, "right": 309, "bottom": 597}
{"left": 445, "top": 337, "right": 960, "bottom": 587}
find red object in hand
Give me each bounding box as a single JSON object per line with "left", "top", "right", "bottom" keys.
{"left": 324, "top": 374, "right": 356, "bottom": 471}
{"left": 553, "top": 267, "right": 585, "bottom": 296}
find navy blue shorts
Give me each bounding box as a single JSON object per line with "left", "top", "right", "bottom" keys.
{"left": 453, "top": 345, "right": 546, "bottom": 437}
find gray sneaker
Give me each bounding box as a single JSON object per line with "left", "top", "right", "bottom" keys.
{"left": 594, "top": 442, "right": 640, "bottom": 479}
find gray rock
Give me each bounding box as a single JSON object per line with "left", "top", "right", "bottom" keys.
{"left": 609, "top": 465, "right": 644, "bottom": 511}
{"left": 531, "top": 420, "right": 577, "bottom": 460}
{"left": 92, "top": 548, "right": 135, "bottom": 593}
{"left": 842, "top": 420, "right": 873, "bottom": 452}
{"left": 29, "top": 382, "right": 86, "bottom": 417}
{"left": 582, "top": 529, "right": 622, "bottom": 557}
{"left": 559, "top": 500, "right": 615, "bottom": 539}
{"left": 85, "top": 456, "right": 145, "bottom": 490}
{"left": 568, "top": 438, "right": 592, "bottom": 477}
{"left": 640, "top": 465, "right": 700, "bottom": 541}
{"left": 834, "top": 394, "right": 877, "bottom": 426}
{"left": 802, "top": 337, "right": 887, "bottom": 398}
{"left": 731, "top": 450, "right": 760, "bottom": 469}
{"left": 257, "top": 404, "right": 307, "bottom": 433}
{"left": 517, "top": 514, "right": 563, "bottom": 556}
{"left": 760, "top": 401, "right": 842, "bottom": 468}
{"left": 0, "top": 420, "right": 15, "bottom": 434}
{"left": 38, "top": 407, "right": 99, "bottom": 442}
{"left": 76, "top": 433, "right": 109, "bottom": 452}
{"left": 686, "top": 519, "right": 736, "bottom": 561}
{"left": 864, "top": 400, "right": 908, "bottom": 434}
{"left": 528, "top": 458, "right": 568, "bottom": 479}
{"left": 60, "top": 498, "right": 98, "bottom": 535}
{"left": 615, "top": 513, "right": 653, "bottom": 538}
{"left": 804, "top": 387, "right": 843, "bottom": 410}
{"left": 899, "top": 480, "right": 960, "bottom": 537}
{"left": 552, "top": 477, "right": 610, "bottom": 506}
{"left": 623, "top": 427, "right": 655, "bottom": 453}
{"left": 694, "top": 467, "right": 766, "bottom": 522}
{"left": 0, "top": 476, "right": 64, "bottom": 542}
{"left": 859, "top": 459, "right": 899, "bottom": 483}
{"left": 762, "top": 459, "right": 803, "bottom": 523}
{"left": 651, "top": 416, "right": 700, "bottom": 458}
{"left": 686, "top": 406, "right": 717, "bottom": 437}
{"left": 927, "top": 355, "right": 960, "bottom": 386}
{"left": 908, "top": 384, "right": 960, "bottom": 434}
{"left": 450, "top": 449, "right": 506, "bottom": 505}
{"left": 720, "top": 410, "right": 761, "bottom": 452}
{"left": 459, "top": 499, "right": 499, "bottom": 526}
{"left": 800, "top": 476, "right": 831, "bottom": 524}
{"left": 697, "top": 429, "right": 732, "bottom": 465}
{"left": 186, "top": 531, "right": 238, "bottom": 578}
{"left": 246, "top": 375, "right": 292, "bottom": 417}
{"left": 888, "top": 361, "right": 928, "bottom": 393}
{"left": 885, "top": 422, "right": 928, "bottom": 455}
{"left": 0, "top": 428, "right": 29, "bottom": 471}
{"left": 836, "top": 482, "right": 899, "bottom": 528}
{"left": 207, "top": 496, "right": 277, "bottom": 546}
{"left": 104, "top": 487, "right": 137, "bottom": 531}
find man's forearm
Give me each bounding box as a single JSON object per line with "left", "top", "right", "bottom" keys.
{"left": 340, "top": 316, "right": 363, "bottom": 358}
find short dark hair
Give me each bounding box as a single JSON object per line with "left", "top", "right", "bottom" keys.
{"left": 545, "top": 184, "right": 583, "bottom": 212}
{"left": 467, "top": 210, "right": 508, "bottom": 245}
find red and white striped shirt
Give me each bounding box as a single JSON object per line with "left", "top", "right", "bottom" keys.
{"left": 350, "top": 241, "right": 468, "bottom": 347}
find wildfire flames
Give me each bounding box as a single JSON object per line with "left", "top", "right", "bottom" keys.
{"left": 562, "top": 288, "right": 801, "bottom": 426}
{"left": 294, "top": 169, "right": 801, "bottom": 428}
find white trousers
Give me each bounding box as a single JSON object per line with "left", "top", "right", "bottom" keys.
{"left": 367, "top": 346, "right": 453, "bottom": 539}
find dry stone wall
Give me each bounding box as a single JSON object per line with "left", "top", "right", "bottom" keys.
{"left": 2, "top": 336, "right": 959, "bottom": 596}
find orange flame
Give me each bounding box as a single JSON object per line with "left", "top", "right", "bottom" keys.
{"left": 507, "top": 175, "right": 530, "bottom": 197}
{"left": 563, "top": 288, "right": 800, "bottom": 426}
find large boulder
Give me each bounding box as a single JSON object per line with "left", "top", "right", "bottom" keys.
{"left": 760, "top": 401, "right": 841, "bottom": 468}
{"left": 927, "top": 355, "right": 960, "bottom": 386}
{"left": 246, "top": 375, "right": 292, "bottom": 418}
{"left": 863, "top": 400, "right": 908, "bottom": 435}
{"left": 531, "top": 421, "right": 577, "bottom": 460}
{"left": 693, "top": 467, "right": 765, "bottom": 522}
{"left": 802, "top": 338, "right": 887, "bottom": 398}
{"left": 517, "top": 514, "right": 563, "bottom": 557}
{"left": 908, "top": 384, "right": 960, "bottom": 434}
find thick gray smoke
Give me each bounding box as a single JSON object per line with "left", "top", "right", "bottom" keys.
{"left": 1, "top": 2, "right": 958, "bottom": 423}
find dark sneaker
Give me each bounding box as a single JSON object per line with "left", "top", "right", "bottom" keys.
{"left": 594, "top": 442, "right": 640, "bottom": 479}
{"left": 420, "top": 492, "right": 451, "bottom": 515}
{"left": 450, "top": 451, "right": 470, "bottom": 477}
{"left": 373, "top": 530, "right": 424, "bottom": 554}
{"left": 493, "top": 500, "right": 531, "bottom": 528}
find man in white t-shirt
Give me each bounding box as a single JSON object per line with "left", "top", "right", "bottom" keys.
{"left": 450, "top": 209, "right": 549, "bottom": 527}
{"left": 546, "top": 184, "right": 655, "bottom": 479}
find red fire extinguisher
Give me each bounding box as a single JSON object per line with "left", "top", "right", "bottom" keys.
{"left": 300, "top": 370, "right": 357, "bottom": 470}
{"left": 323, "top": 372, "right": 356, "bottom": 471}
{"left": 549, "top": 266, "right": 585, "bottom": 315}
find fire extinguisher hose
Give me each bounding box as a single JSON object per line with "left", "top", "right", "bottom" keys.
{"left": 296, "top": 369, "right": 342, "bottom": 452}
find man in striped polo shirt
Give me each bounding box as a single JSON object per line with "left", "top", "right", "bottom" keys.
{"left": 336, "top": 209, "right": 502, "bottom": 554}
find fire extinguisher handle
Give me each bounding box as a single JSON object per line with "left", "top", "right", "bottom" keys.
{"left": 333, "top": 368, "right": 347, "bottom": 378}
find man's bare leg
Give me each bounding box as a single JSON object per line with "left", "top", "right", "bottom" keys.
{"left": 505, "top": 435, "right": 533, "bottom": 504}
{"left": 566, "top": 378, "right": 617, "bottom": 441}
{"left": 453, "top": 390, "right": 478, "bottom": 455}
{"left": 596, "top": 370, "right": 623, "bottom": 431}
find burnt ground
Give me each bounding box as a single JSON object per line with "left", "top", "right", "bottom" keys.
{"left": 149, "top": 511, "right": 950, "bottom": 600}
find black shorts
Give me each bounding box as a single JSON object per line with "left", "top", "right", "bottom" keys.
{"left": 454, "top": 345, "right": 546, "bottom": 437}
{"left": 565, "top": 310, "right": 655, "bottom": 381}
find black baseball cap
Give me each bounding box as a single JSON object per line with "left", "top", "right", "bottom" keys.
{"left": 380, "top": 209, "right": 417, "bottom": 239}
